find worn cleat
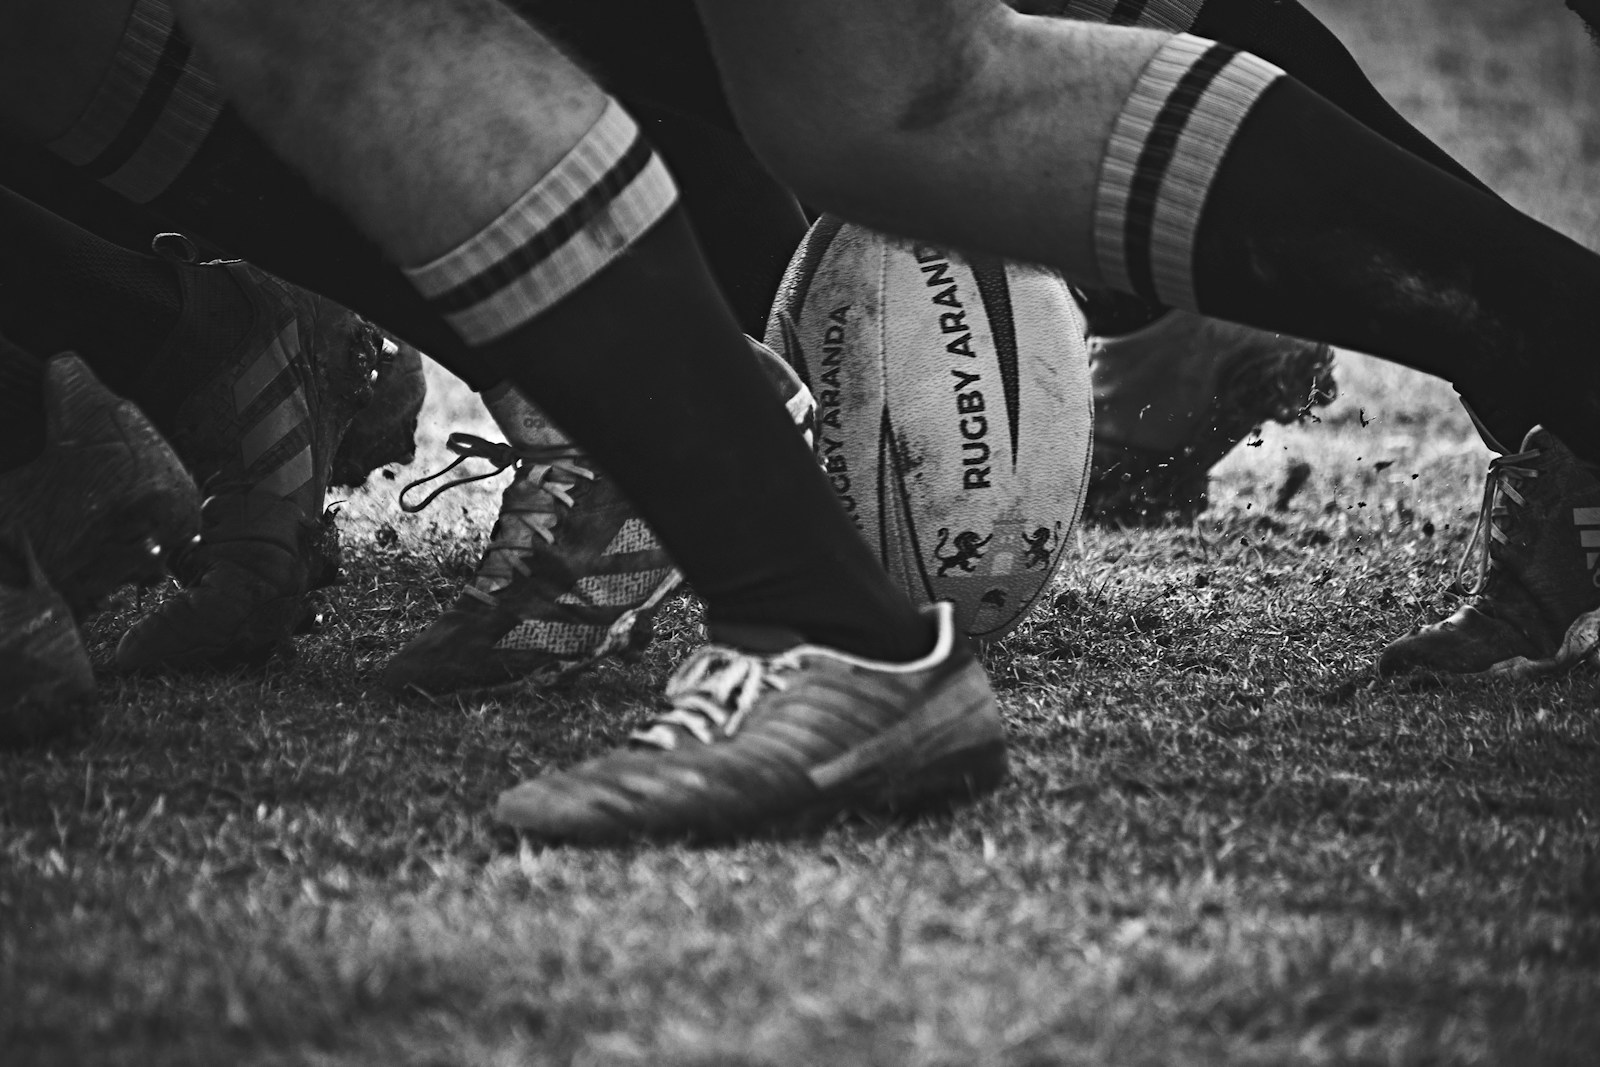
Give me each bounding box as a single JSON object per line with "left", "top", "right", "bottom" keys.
{"left": 494, "top": 602, "right": 1006, "bottom": 845}
{"left": 114, "top": 491, "right": 335, "bottom": 671}
{"left": 1083, "top": 306, "right": 1335, "bottom": 526}
{"left": 1379, "top": 427, "right": 1600, "bottom": 677}
{"left": 0, "top": 355, "right": 199, "bottom": 612}
{"left": 331, "top": 339, "right": 427, "bottom": 488}
{"left": 115, "top": 256, "right": 382, "bottom": 671}
{"left": 380, "top": 419, "right": 681, "bottom": 695}
{"left": 0, "top": 524, "right": 97, "bottom": 747}
{"left": 383, "top": 337, "right": 809, "bottom": 695}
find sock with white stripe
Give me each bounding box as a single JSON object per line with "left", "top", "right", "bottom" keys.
{"left": 1094, "top": 34, "right": 1600, "bottom": 462}
{"left": 45, "top": 0, "right": 223, "bottom": 207}
{"left": 403, "top": 101, "right": 932, "bottom": 659}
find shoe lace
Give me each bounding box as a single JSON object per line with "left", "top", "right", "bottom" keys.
{"left": 399, "top": 432, "right": 595, "bottom": 594}
{"left": 630, "top": 644, "right": 806, "bottom": 749}
{"left": 1456, "top": 446, "right": 1541, "bottom": 597}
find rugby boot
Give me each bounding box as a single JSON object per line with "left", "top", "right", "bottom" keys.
{"left": 494, "top": 602, "right": 1006, "bottom": 845}
{"left": 381, "top": 337, "right": 813, "bottom": 695}
{"left": 1082, "top": 304, "right": 1336, "bottom": 526}
{"left": 0, "top": 523, "right": 96, "bottom": 746}
{"left": 1379, "top": 427, "right": 1600, "bottom": 677}
{"left": 0, "top": 354, "right": 198, "bottom": 613}
{"left": 114, "top": 255, "right": 383, "bottom": 672}
{"left": 379, "top": 384, "right": 683, "bottom": 695}
{"left": 331, "top": 339, "right": 427, "bottom": 488}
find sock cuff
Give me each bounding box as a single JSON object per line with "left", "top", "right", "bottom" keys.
{"left": 405, "top": 99, "right": 679, "bottom": 346}
{"left": 1093, "top": 33, "right": 1283, "bottom": 311}
{"left": 47, "top": 0, "right": 224, "bottom": 204}
{"left": 1046, "top": 0, "right": 1203, "bottom": 30}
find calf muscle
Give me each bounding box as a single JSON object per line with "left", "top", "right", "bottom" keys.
{"left": 171, "top": 0, "right": 606, "bottom": 264}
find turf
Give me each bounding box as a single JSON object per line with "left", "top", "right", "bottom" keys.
{"left": 4, "top": 2, "right": 1600, "bottom": 1064}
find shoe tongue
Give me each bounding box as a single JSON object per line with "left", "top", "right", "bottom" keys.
{"left": 705, "top": 621, "right": 806, "bottom": 655}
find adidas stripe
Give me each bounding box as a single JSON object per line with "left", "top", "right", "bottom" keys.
{"left": 1094, "top": 34, "right": 1284, "bottom": 310}
{"left": 405, "top": 100, "right": 678, "bottom": 346}
{"left": 1574, "top": 507, "right": 1600, "bottom": 572}
{"left": 47, "top": 0, "right": 223, "bottom": 204}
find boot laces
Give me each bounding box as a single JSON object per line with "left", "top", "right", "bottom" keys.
{"left": 1457, "top": 446, "right": 1541, "bottom": 597}
{"left": 399, "top": 432, "right": 595, "bottom": 595}
{"left": 630, "top": 644, "right": 806, "bottom": 750}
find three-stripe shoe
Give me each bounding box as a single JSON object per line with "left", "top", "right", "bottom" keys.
{"left": 1379, "top": 426, "right": 1600, "bottom": 676}
{"left": 114, "top": 257, "right": 382, "bottom": 671}
{"left": 493, "top": 602, "right": 1007, "bottom": 845}
{"left": 379, "top": 386, "right": 683, "bottom": 695}
{"left": 381, "top": 337, "right": 813, "bottom": 695}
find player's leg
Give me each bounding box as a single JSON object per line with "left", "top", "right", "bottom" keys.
{"left": 696, "top": 0, "right": 1600, "bottom": 462}
{"left": 0, "top": 186, "right": 385, "bottom": 670}
{"left": 146, "top": 0, "right": 1001, "bottom": 840}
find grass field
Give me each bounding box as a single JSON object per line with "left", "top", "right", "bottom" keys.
{"left": 5, "top": 2, "right": 1600, "bottom": 1064}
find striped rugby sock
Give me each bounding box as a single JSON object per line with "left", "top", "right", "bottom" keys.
{"left": 47, "top": 0, "right": 223, "bottom": 205}
{"left": 400, "top": 99, "right": 930, "bottom": 658}
{"left": 405, "top": 100, "right": 676, "bottom": 347}
{"left": 1094, "top": 33, "right": 1283, "bottom": 312}
{"left": 1092, "top": 37, "right": 1600, "bottom": 462}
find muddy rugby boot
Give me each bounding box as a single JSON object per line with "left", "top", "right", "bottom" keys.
{"left": 382, "top": 338, "right": 814, "bottom": 695}
{"left": 1083, "top": 303, "right": 1335, "bottom": 526}
{"left": 1379, "top": 427, "right": 1600, "bottom": 677}
{"left": 494, "top": 602, "right": 1006, "bottom": 845}
{"left": 331, "top": 339, "right": 427, "bottom": 487}
{"left": 0, "top": 356, "right": 198, "bottom": 744}
{"left": 115, "top": 255, "right": 382, "bottom": 672}
{"left": 0, "top": 354, "right": 198, "bottom": 612}
{"left": 380, "top": 384, "right": 683, "bottom": 695}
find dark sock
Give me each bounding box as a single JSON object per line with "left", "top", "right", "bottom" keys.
{"left": 637, "top": 104, "right": 808, "bottom": 338}
{"left": 0, "top": 334, "right": 47, "bottom": 473}
{"left": 1194, "top": 77, "right": 1600, "bottom": 458}
{"left": 3, "top": 117, "right": 931, "bottom": 660}
{"left": 1093, "top": 37, "right": 1600, "bottom": 462}
{"left": 0, "top": 187, "right": 185, "bottom": 400}
{"left": 483, "top": 212, "right": 933, "bottom": 660}
{"left": 1190, "top": 0, "right": 1494, "bottom": 195}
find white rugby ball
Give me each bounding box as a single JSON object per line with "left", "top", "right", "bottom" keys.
{"left": 765, "top": 215, "right": 1094, "bottom": 642}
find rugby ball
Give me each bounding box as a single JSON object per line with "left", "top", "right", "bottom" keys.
{"left": 765, "top": 216, "right": 1093, "bottom": 642}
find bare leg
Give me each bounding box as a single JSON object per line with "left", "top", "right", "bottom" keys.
{"left": 693, "top": 0, "right": 1600, "bottom": 460}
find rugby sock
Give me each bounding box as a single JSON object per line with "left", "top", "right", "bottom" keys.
{"left": 8, "top": 16, "right": 930, "bottom": 659}
{"left": 1035, "top": 0, "right": 1496, "bottom": 195}
{"left": 402, "top": 100, "right": 931, "bottom": 659}
{"left": 637, "top": 103, "right": 808, "bottom": 338}
{"left": 1094, "top": 35, "right": 1600, "bottom": 459}
{"left": 1186, "top": 0, "right": 1493, "bottom": 194}
{"left": 1043, "top": 0, "right": 1528, "bottom": 444}
{"left": 0, "top": 188, "right": 187, "bottom": 400}
{"left": 43, "top": 0, "right": 224, "bottom": 208}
